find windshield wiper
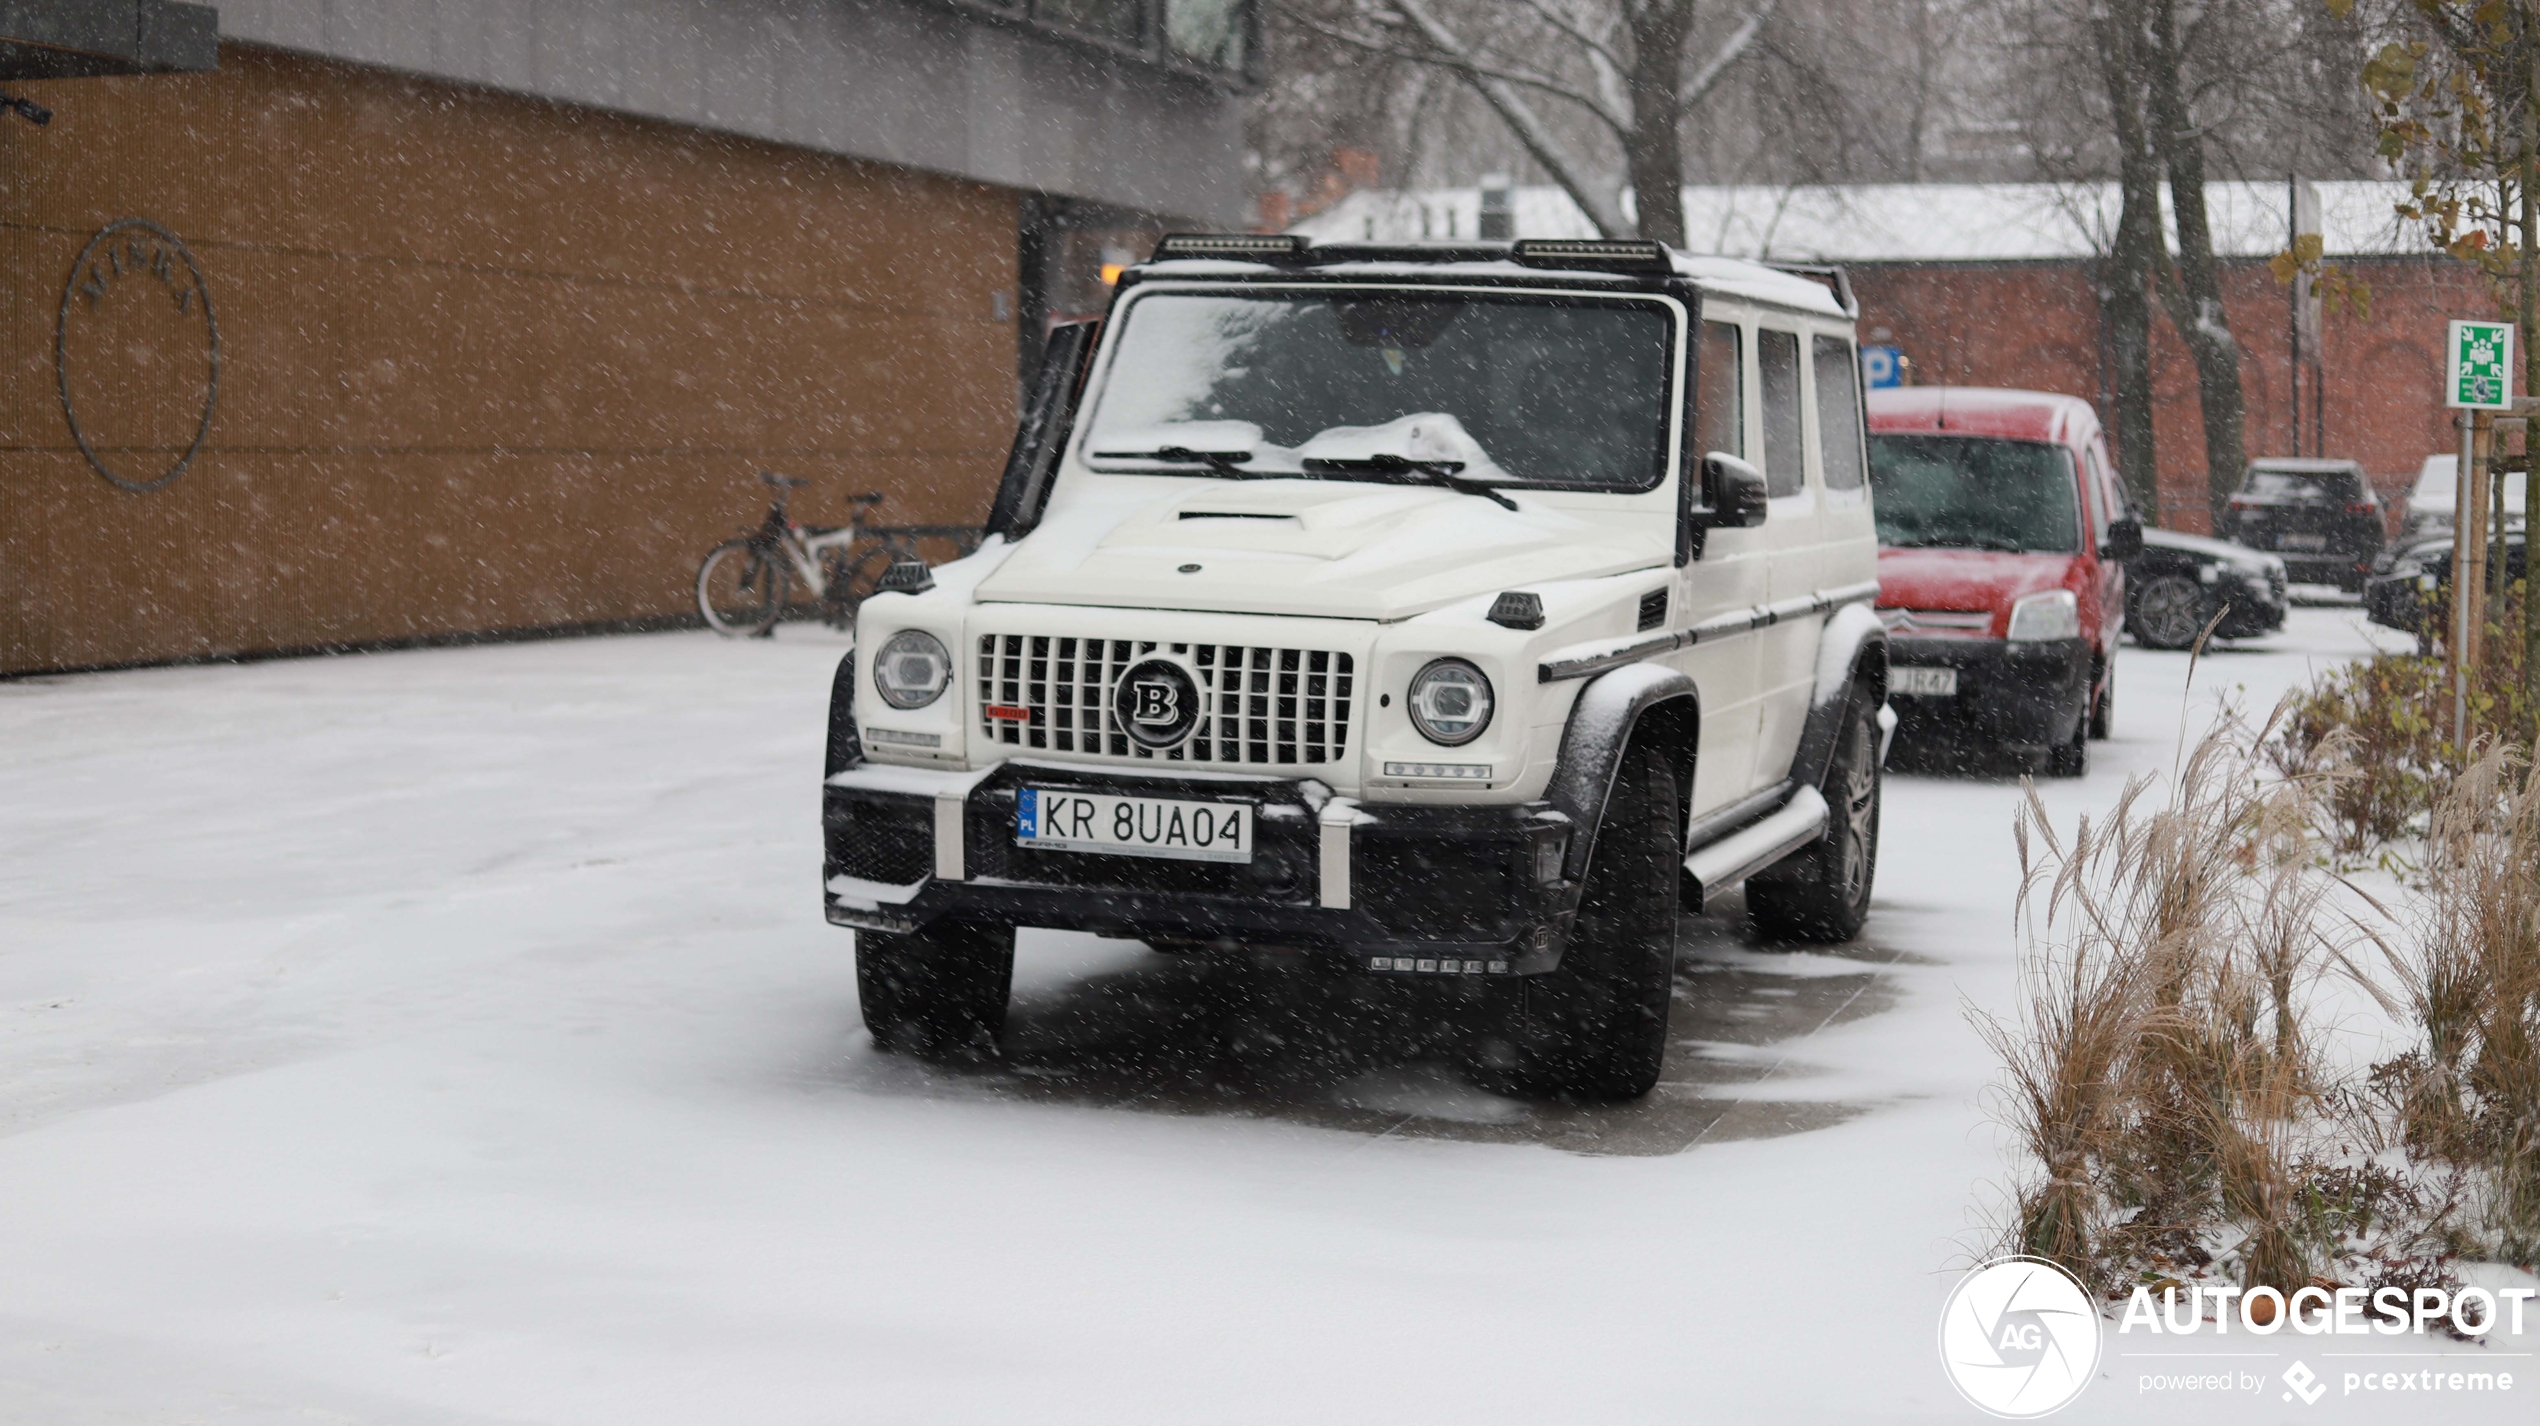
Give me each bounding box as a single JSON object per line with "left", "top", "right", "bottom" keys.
{"left": 1301, "top": 453, "right": 1520, "bottom": 510}
{"left": 1909, "top": 535, "right": 2030, "bottom": 553}
{"left": 1109, "top": 446, "right": 1263, "bottom": 478}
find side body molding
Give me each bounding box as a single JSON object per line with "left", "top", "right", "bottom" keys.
{"left": 1544, "top": 662, "right": 1700, "bottom": 885}
{"left": 1787, "top": 602, "right": 1888, "bottom": 791}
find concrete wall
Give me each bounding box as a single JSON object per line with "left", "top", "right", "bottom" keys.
{"left": 1850, "top": 257, "right": 2484, "bottom": 533}
{"left": 215, "top": 0, "right": 1249, "bottom": 223}
{"left": 2, "top": 44, "right": 1022, "bottom": 672}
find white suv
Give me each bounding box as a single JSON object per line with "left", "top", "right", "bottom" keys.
{"left": 823, "top": 235, "right": 1888, "bottom": 1100}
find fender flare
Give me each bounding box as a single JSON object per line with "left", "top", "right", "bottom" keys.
{"left": 1789, "top": 602, "right": 1887, "bottom": 792}
{"left": 1544, "top": 662, "right": 1700, "bottom": 884}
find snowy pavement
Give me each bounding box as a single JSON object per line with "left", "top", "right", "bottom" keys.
{"left": 1, "top": 604, "right": 2527, "bottom": 1424}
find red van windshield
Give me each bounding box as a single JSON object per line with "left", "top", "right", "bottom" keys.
{"left": 1868, "top": 435, "right": 2081, "bottom": 554}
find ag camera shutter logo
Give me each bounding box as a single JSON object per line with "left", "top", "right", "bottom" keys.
{"left": 1939, "top": 1256, "right": 2103, "bottom": 1417}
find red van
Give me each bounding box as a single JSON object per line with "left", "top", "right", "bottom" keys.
{"left": 1864, "top": 388, "right": 2140, "bottom": 777}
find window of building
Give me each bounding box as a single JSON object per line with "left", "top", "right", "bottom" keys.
{"left": 1167, "top": 0, "right": 1249, "bottom": 67}
{"left": 1036, "top": 0, "right": 1143, "bottom": 44}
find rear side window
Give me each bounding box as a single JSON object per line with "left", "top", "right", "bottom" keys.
{"left": 1759, "top": 329, "right": 1804, "bottom": 497}
{"left": 1811, "top": 335, "right": 1864, "bottom": 491}
{"left": 1697, "top": 321, "right": 1744, "bottom": 460}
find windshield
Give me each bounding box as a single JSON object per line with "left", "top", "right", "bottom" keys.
{"left": 1080, "top": 288, "right": 1677, "bottom": 490}
{"left": 2244, "top": 469, "right": 2361, "bottom": 501}
{"left": 1868, "top": 435, "right": 2080, "bottom": 553}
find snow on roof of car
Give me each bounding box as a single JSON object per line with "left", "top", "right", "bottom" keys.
{"left": 1133, "top": 248, "right": 1849, "bottom": 317}
{"left": 1290, "top": 181, "right": 2425, "bottom": 262}
{"left": 1863, "top": 385, "right": 2097, "bottom": 444}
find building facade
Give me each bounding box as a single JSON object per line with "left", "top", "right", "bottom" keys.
{"left": 3, "top": 1, "right": 1251, "bottom": 673}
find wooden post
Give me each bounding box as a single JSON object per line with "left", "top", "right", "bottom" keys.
{"left": 2468, "top": 411, "right": 2493, "bottom": 679}
{"left": 2457, "top": 409, "right": 2474, "bottom": 742}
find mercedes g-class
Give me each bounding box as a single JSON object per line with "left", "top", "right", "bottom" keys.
{"left": 821, "top": 234, "right": 1888, "bottom": 1100}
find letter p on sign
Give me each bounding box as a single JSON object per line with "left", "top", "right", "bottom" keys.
{"left": 2448, "top": 319, "right": 2516, "bottom": 409}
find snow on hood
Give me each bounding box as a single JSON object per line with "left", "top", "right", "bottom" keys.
{"left": 1875, "top": 546, "right": 2078, "bottom": 615}
{"left": 978, "top": 475, "right": 1666, "bottom": 620}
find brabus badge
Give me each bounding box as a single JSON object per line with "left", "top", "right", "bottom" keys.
{"left": 1114, "top": 658, "right": 1201, "bottom": 750}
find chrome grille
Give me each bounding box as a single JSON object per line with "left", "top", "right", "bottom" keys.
{"left": 976, "top": 636, "right": 1354, "bottom": 766}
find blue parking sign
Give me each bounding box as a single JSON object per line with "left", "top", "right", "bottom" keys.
{"left": 1861, "top": 345, "right": 1903, "bottom": 388}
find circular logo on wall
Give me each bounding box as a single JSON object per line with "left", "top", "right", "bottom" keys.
{"left": 56, "top": 218, "right": 220, "bottom": 493}
{"left": 1938, "top": 1256, "right": 2103, "bottom": 1418}
{"left": 1112, "top": 657, "right": 1201, "bottom": 750}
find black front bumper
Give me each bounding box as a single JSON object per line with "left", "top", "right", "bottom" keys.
{"left": 823, "top": 761, "right": 1580, "bottom": 974}
{"left": 1886, "top": 635, "right": 2090, "bottom": 749}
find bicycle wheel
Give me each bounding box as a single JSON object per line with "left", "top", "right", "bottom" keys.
{"left": 697, "top": 539, "right": 783, "bottom": 637}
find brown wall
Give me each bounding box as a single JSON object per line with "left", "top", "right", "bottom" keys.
{"left": 2, "top": 45, "right": 1021, "bottom": 674}
{"left": 1850, "top": 256, "right": 2486, "bottom": 534}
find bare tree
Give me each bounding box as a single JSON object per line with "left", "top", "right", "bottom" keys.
{"left": 1286, "top": 0, "right": 1783, "bottom": 244}
{"left": 1995, "top": 0, "right": 2376, "bottom": 523}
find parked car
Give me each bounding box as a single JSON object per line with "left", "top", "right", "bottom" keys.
{"left": 1866, "top": 387, "right": 2138, "bottom": 777}
{"left": 2220, "top": 457, "right": 2384, "bottom": 592}
{"left": 2396, "top": 452, "right": 2524, "bottom": 551}
{"left": 2124, "top": 528, "right": 2289, "bottom": 649}
{"left": 824, "top": 234, "right": 1890, "bottom": 1101}
{"left": 2366, "top": 529, "right": 2527, "bottom": 635}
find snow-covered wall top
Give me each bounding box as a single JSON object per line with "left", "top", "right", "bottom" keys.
{"left": 1292, "top": 182, "right": 2430, "bottom": 263}
{"left": 214, "top": 0, "right": 1246, "bottom": 223}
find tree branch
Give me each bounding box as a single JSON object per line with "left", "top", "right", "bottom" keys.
{"left": 1288, "top": 7, "right": 1627, "bottom": 131}
{"left": 1308, "top": 0, "right": 1634, "bottom": 236}
{"left": 1510, "top": 0, "right": 1626, "bottom": 72}
{"left": 1680, "top": 0, "right": 1780, "bottom": 108}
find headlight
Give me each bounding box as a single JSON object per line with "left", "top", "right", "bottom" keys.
{"left": 872, "top": 629, "right": 952, "bottom": 709}
{"left": 2007, "top": 590, "right": 2080, "bottom": 642}
{"left": 1407, "top": 658, "right": 1493, "bottom": 745}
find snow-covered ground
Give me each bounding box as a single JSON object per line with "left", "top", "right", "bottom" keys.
{"left": 1, "top": 604, "right": 2526, "bottom": 1423}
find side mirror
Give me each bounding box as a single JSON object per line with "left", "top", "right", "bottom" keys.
{"left": 1704, "top": 453, "right": 1769, "bottom": 530}
{"left": 2103, "top": 515, "right": 2144, "bottom": 563}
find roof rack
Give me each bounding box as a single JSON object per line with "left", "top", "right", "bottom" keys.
{"left": 1151, "top": 233, "right": 1309, "bottom": 262}
{"left": 1759, "top": 261, "right": 1858, "bottom": 316}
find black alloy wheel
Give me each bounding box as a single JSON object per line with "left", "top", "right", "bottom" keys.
{"left": 1750, "top": 690, "right": 1880, "bottom": 943}
{"left": 1509, "top": 739, "right": 1680, "bottom": 1101}
{"left": 2131, "top": 573, "right": 2207, "bottom": 650}
{"left": 857, "top": 920, "right": 1016, "bottom": 1062}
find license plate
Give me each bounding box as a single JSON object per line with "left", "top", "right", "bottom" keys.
{"left": 1015, "top": 788, "right": 1253, "bottom": 864}
{"left": 1891, "top": 666, "right": 1958, "bottom": 697}
{"left": 2279, "top": 533, "right": 2327, "bottom": 551}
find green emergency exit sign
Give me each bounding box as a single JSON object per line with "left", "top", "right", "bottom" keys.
{"left": 2448, "top": 319, "right": 2515, "bottom": 409}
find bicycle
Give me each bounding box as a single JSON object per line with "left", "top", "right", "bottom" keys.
{"left": 695, "top": 474, "right": 980, "bottom": 637}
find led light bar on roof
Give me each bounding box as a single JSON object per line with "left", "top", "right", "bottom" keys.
{"left": 1510, "top": 238, "right": 1670, "bottom": 271}
{"left": 1152, "top": 233, "right": 1309, "bottom": 261}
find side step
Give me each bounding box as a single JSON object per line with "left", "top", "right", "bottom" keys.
{"left": 1681, "top": 785, "right": 1827, "bottom": 913}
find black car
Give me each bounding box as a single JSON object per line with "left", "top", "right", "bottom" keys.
{"left": 2221, "top": 458, "right": 2386, "bottom": 592}
{"left": 2124, "top": 528, "right": 2290, "bottom": 649}
{"left": 2366, "top": 530, "right": 2527, "bottom": 634}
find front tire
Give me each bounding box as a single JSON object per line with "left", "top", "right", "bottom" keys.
{"left": 2130, "top": 573, "right": 2206, "bottom": 650}
{"left": 857, "top": 920, "right": 1015, "bottom": 1061}
{"left": 697, "top": 540, "right": 783, "bottom": 637}
{"left": 1750, "top": 691, "right": 1880, "bottom": 942}
{"left": 1510, "top": 739, "right": 1680, "bottom": 1101}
